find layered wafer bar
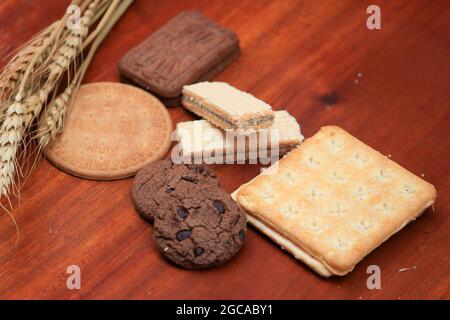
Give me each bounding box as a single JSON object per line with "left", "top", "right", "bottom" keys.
{"left": 182, "top": 82, "right": 274, "bottom": 130}
{"left": 175, "top": 111, "right": 303, "bottom": 163}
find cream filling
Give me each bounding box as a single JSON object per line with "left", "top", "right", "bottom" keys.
{"left": 230, "top": 189, "right": 334, "bottom": 277}
{"left": 246, "top": 213, "right": 334, "bottom": 277}
{"left": 232, "top": 187, "right": 433, "bottom": 277}
{"left": 182, "top": 96, "right": 273, "bottom": 127}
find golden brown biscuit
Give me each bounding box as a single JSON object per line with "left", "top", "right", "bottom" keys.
{"left": 44, "top": 83, "right": 173, "bottom": 180}
{"left": 235, "top": 126, "right": 437, "bottom": 276}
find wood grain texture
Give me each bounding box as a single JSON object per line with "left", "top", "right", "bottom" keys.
{"left": 0, "top": 0, "right": 449, "bottom": 300}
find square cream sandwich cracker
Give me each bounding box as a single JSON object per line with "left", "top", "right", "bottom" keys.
{"left": 175, "top": 111, "right": 304, "bottom": 162}
{"left": 182, "top": 82, "right": 274, "bottom": 130}
{"left": 233, "top": 126, "right": 437, "bottom": 277}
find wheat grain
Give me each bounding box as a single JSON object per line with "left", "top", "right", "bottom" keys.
{"left": 0, "top": 91, "right": 44, "bottom": 243}
{"left": 1, "top": 1, "right": 103, "bottom": 201}
{"left": 0, "top": 22, "right": 60, "bottom": 103}
{"left": 36, "top": 83, "right": 75, "bottom": 149}
{"left": 0, "top": 0, "right": 100, "bottom": 195}
{"left": 0, "top": 97, "right": 40, "bottom": 196}
{"left": 34, "top": 0, "right": 103, "bottom": 150}
{"left": 0, "top": 1, "right": 134, "bottom": 240}
{"left": 46, "top": 1, "right": 99, "bottom": 86}
{"left": 36, "top": 0, "right": 125, "bottom": 151}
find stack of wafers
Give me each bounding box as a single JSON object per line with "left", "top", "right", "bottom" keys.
{"left": 175, "top": 81, "right": 304, "bottom": 163}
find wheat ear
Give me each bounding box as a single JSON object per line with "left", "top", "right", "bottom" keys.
{"left": 0, "top": 90, "right": 44, "bottom": 238}
{"left": 37, "top": 0, "right": 132, "bottom": 151}
{"left": 0, "top": 1, "right": 99, "bottom": 202}
{"left": 45, "top": 1, "right": 99, "bottom": 87}
{"left": 0, "top": 21, "right": 60, "bottom": 103}
{"left": 33, "top": 0, "right": 101, "bottom": 150}
{"left": 36, "top": 82, "right": 75, "bottom": 149}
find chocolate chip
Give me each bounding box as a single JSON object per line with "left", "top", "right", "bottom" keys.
{"left": 176, "top": 230, "right": 191, "bottom": 241}
{"left": 177, "top": 206, "right": 189, "bottom": 219}
{"left": 165, "top": 186, "right": 175, "bottom": 193}
{"left": 181, "top": 176, "right": 197, "bottom": 183}
{"left": 193, "top": 247, "right": 204, "bottom": 257}
{"left": 213, "top": 200, "right": 226, "bottom": 214}
{"left": 239, "top": 230, "right": 246, "bottom": 241}
{"left": 191, "top": 166, "right": 204, "bottom": 174}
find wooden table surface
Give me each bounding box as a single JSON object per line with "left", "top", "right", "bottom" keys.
{"left": 0, "top": 0, "right": 449, "bottom": 300}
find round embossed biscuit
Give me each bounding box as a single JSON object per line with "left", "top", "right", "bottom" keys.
{"left": 153, "top": 184, "right": 247, "bottom": 269}
{"left": 132, "top": 160, "right": 219, "bottom": 223}
{"left": 44, "top": 82, "right": 173, "bottom": 180}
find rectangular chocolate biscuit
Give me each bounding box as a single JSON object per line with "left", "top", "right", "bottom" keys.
{"left": 118, "top": 10, "right": 240, "bottom": 105}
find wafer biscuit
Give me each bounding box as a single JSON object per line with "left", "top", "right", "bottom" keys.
{"left": 182, "top": 82, "right": 274, "bottom": 130}
{"left": 175, "top": 111, "right": 303, "bottom": 163}
{"left": 234, "top": 126, "right": 437, "bottom": 276}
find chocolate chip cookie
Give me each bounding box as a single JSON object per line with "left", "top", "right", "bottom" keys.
{"left": 154, "top": 184, "right": 247, "bottom": 269}
{"left": 132, "top": 160, "right": 218, "bottom": 223}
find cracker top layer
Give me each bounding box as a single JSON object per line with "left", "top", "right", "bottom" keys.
{"left": 183, "top": 82, "right": 274, "bottom": 118}
{"left": 237, "top": 126, "right": 436, "bottom": 275}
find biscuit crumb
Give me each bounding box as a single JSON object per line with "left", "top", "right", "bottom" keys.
{"left": 398, "top": 266, "right": 416, "bottom": 272}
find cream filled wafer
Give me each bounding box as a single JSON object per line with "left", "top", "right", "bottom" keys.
{"left": 174, "top": 111, "right": 303, "bottom": 163}
{"left": 234, "top": 126, "right": 437, "bottom": 277}
{"left": 182, "top": 82, "right": 274, "bottom": 130}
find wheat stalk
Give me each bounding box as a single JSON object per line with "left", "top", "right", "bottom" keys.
{"left": 0, "top": 0, "right": 134, "bottom": 242}
{"left": 0, "top": 0, "right": 112, "bottom": 106}
{"left": 24, "top": 1, "right": 113, "bottom": 148}
{"left": 36, "top": 0, "right": 132, "bottom": 151}
{"left": 29, "top": 1, "right": 100, "bottom": 145}
{"left": 35, "top": 0, "right": 108, "bottom": 150}
{"left": 0, "top": 22, "right": 62, "bottom": 103}
{"left": 36, "top": 83, "right": 75, "bottom": 149}
{"left": 0, "top": 23, "right": 59, "bottom": 124}
{"left": 0, "top": 91, "right": 43, "bottom": 236}
{"left": 0, "top": 1, "right": 99, "bottom": 209}
{"left": 46, "top": 1, "right": 99, "bottom": 87}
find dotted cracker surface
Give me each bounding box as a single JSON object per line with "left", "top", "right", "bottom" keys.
{"left": 237, "top": 126, "right": 436, "bottom": 275}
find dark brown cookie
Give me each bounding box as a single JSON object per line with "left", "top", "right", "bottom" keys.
{"left": 153, "top": 184, "right": 247, "bottom": 269}
{"left": 132, "top": 160, "right": 218, "bottom": 223}
{"left": 118, "top": 10, "right": 240, "bottom": 105}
